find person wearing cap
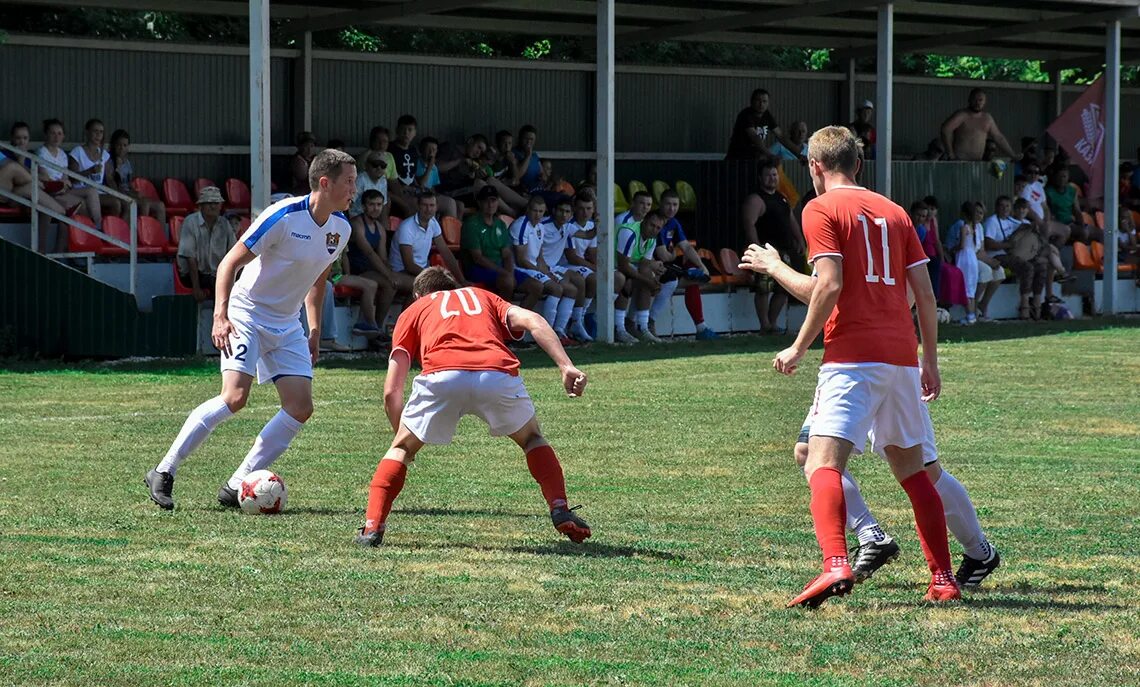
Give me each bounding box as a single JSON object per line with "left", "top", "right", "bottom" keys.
{"left": 849, "top": 100, "right": 876, "bottom": 159}
{"left": 176, "top": 186, "right": 236, "bottom": 302}
{"left": 352, "top": 150, "right": 390, "bottom": 222}
{"left": 461, "top": 185, "right": 543, "bottom": 307}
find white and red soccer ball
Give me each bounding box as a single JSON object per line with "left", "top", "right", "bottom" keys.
{"left": 238, "top": 470, "right": 288, "bottom": 514}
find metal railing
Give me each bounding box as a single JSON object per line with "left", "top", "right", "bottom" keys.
{"left": 0, "top": 141, "right": 139, "bottom": 297}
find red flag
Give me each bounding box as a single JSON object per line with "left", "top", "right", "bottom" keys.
{"left": 1047, "top": 76, "right": 1106, "bottom": 199}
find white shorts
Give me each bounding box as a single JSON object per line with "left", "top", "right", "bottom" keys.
{"left": 514, "top": 267, "right": 550, "bottom": 284}
{"left": 549, "top": 265, "right": 569, "bottom": 279}
{"left": 798, "top": 401, "right": 939, "bottom": 465}
{"left": 220, "top": 315, "right": 312, "bottom": 385}
{"left": 402, "top": 369, "right": 535, "bottom": 444}
{"left": 807, "top": 363, "right": 936, "bottom": 461}
{"left": 561, "top": 264, "right": 594, "bottom": 278}
{"left": 978, "top": 260, "right": 1005, "bottom": 284}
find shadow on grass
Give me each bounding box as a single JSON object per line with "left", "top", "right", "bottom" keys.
{"left": 394, "top": 506, "right": 537, "bottom": 519}
{"left": 399, "top": 539, "right": 685, "bottom": 561}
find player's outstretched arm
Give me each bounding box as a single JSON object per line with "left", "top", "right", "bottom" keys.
{"left": 907, "top": 264, "right": 941, "bottom": 402}
{"left": 211, "top": 242, "right": 258, "bottom": 356}
{"left": 775, "top": 256, "right": 841, "bottom": 376}
{"left": 739, "top": 243, "right": 814, "bottom": 304}
{"left": 383, "top": 350, "right": 412, "bottom": 431}
{"left": 506, "top": 306, "right": 587, "bottom": 398}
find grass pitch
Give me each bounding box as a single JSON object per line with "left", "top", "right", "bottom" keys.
{"left": 1, "top": 320, "right": 1138, "bottom": 686}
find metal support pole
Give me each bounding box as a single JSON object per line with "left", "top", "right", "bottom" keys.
{"left": 1050, "top": 68, "right": 1064, "bottom": 118}
{"left": 301, "top": 31, "right": 313, "bottom": 132}
{"left": 30, "top": 159, "right": 40, "bottom": 253}
{"left": 846, "top": 58, "right": 857, "bottom": 123}
{"left": 875, "top": 2, "right": 893, "bottom": 196}
{"left": 249, "top": 0, "right": 272, "bottom": 215}
{"left": 595, "top": 0, "right": 616, "bottom": 343}
{"left": 1103, "top": 20, "right": 1121, "bottom": 314}
{"left": 129, "top": 203, "right": 138, "bottom": 298}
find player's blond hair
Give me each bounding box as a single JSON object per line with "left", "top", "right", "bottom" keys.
{"left": 413, "top": 266, "right": 460, "bottom": 298}
{"left": 807, "top": 125, "right": 862, "bottom": 177}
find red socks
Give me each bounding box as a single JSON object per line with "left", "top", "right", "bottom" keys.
{"left": 901, "top": 471, "right": 953, "bottom": 575}
{"left": 526, "top": 444, "right": 567, "bottom": 510}
{"left": 684, "top": 285, "right": 704, "bottom": 326}
{"left": 363, "top": 459, "right": 407, "bottom": 534}
{"left": 808, "top": 467, "right": 848, "bottom": 569}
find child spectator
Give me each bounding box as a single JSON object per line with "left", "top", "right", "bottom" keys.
{"left": 911, "top": 200, "right": 943, "bottom": 297}
{"left": 108, "top": 129, "right": 166, "bottom": 224}
{"left": 512, "top": 124, "right": 543, "bottom": 192}
{"left": 953, "top": 201, "right": 983, "bottom": 325}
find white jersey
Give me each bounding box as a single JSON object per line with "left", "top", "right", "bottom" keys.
{"left": 566, "top": 218, "right": 597, "bottom": 262}
{"left": 230, "top": 194, "right": 351, "bottom": 327}
{"left": 509, "top": 216, "right": 544, "bottom": 267}
{"left": 538, "top": 219, "right": 574, "bottom": 269}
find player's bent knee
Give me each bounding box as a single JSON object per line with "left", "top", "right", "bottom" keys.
{"left": 793, "top": 442, "right": 809, "bottom": 468}
{"left": 282, "top": 399, "right": 314, "bottom": 423}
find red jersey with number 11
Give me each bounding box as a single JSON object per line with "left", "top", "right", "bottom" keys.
{"left": 801, "top": 186, "right": 928, "bottom": 367}
{"left": 391, "top": 287, "right": 522, "bottom": 376}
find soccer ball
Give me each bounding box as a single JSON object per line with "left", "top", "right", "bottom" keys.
{"left": 936, "top": 307, "right": 951, "bottom": 324}
{"left": 238, "top": 470, "right": 287, "bottom": 514}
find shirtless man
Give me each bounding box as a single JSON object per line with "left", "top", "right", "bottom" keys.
{"left": 940, "top": 89, "right": 1016, "bottom": 162}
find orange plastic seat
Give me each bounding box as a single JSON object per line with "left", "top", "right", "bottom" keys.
{"left": 718, "top": 247, "right": 752, "bottom": 286}
{"left": 440, "top": 216, "right": 462, "bottom": 250}
{"left": 1072, "top": 241, "right": 1096, "bottom": 271}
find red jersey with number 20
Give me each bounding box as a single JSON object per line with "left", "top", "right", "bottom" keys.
{"left": 801, "top": 186, "right": 929, "bottom": 367}
{"left": 391, "top": 287, "right": 522, "bottom": 376}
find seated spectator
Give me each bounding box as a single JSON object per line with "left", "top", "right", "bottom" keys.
{"left": 577, "top": 161, "right": 598, "bottom": 194}
{"left": 324, "top": 249, "right": 378, "bottom": 348}
{"left": 614, "top": 209, "right": 667, "bottom": 343}
{"left": 1012, "top": 197, "right": 1069, "bottom": 296}
{"left": 413, "top": 136, "right": 461, "bottom": 219}
{"left": 69, "top": 118, "right": 122, "bottom": 221}
{"left": 437, "top": 133, "right": 529, "bottom": 215}
{"left": 509, "top": 196, "right": 583, "bottom": 342}
{"left": 346, "top": 189, "right": 400, "bottom": 336}
{"left": 290, "top": 131, "right": 316, "bottom": 195}
{"left": 1018, "top": 163, "right": 1072, "bottom": 246}
{"left": 107, "top": 129, "right": 166, "bottom": 224}
{"left": 939, "top": 88, "right": 1016, "bottom": 161}
{"left": 656, "top": 189, "right": 717, "bottom": 340}
{"left": 741, "top": 162, "right": 803, "bottom": 334}
{"left": 511, "top": 124, "right": 544, "bottom": 192}
{"left": 724, "top": 88, "right": 803, "bottom": 164}
{"left": 617, "top": 189, "right": 652, "bottom": 226}
{"left": 351, "top": 151, "right": 390, "bottom": 222}
{"left": 1045, "top": 166, "right": 1095, "bottom": 244}
{"left": 984, "top": 196, "right": 1046, "bottom": 320}
{"left": 38, "top": 119, "right": 100, "bottom": 246}
{"left": 848, "top": 100, "right": 875, "bottom": 159}
{"left": 389, "top": 190, "right": 465, "bottom": 293}
{"left": 176, "top": 186, "right": 235, "bottom": 302}
{"left": 1118, "top": 208, "right": 1140, "bottom": 281}
{"left": 915, "top": 138, "right": 946, "bottom": 161}
{"left": 564, "top": 191, "right": 600, "bottom": 287}
{"left": 461, "top": 185, "right": 542, "bottom": 307}
{"left": 489, "top": 130, "right": 518, "bottom": 186}
{"left": 356, "top": 125, "right": 409, "bottom": 218}
{"left": 770, "top": 121, "right": 809, "bottom": 162}
{"left": 2, "top": 121, "right": 68, "bottom": 248}
{"left": 388, "top": 114, "right": 421, "bottom": 210}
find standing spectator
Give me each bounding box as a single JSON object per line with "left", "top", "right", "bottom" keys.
{"left": 939, "top": 88, "right": 1016, "bottom": 162}
{"left": 953, "top": 202, "right": 982, "bottom": 325}
{"left": 462, "top": 186, "right": 542, "bottom": 307}
{"left": 741, "top": 162, "right": 804, "bottom": 334}
{"left": 38, "top": 119, "right": 100, "bottom": 240}
{"left": 346, "top": 189, "right": 401, "bottom": 336}
{"left": 771, "top": 121, "right": 809, "bottom": 162}
{"left": 351, "top": 151, "right": 391, "bottom": 222}
{"left": 911, "top": 201, "right": 944, "bottom": 298}
{"left": 290, "top": 131, "right": 317, "bottom": 195}
{"left": 107, "top": 129, "right": 166, "bottom": 224}
{"left": 176, "top": 186, "right": 235, "bottom": 302}
{"left": 389, "top": 190, "right": 465, "bottom": 294}
{"left": 657, "top": 189, "right": 718, "bottom": 340}
{"left": 848, "top": 100, "right": 876, "bottom": 159}
{"left": 724, "top": 88, "right": 804, "bottom": 164}
{"left": 69, "top": 118, "right": 122, "bottom": 220}
{"left": 511, "top": 125, "right": 544, "bottom": 192}
{"left": 984, "top": 196, "right": 1045, "bottom": 320}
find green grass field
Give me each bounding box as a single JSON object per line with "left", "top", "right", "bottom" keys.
{"left": 2, "top": 320, "right": 1139, "bottom": 687}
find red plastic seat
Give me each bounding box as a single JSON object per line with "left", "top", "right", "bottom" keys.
{"left": 68, "top": 215, "right": 103, "bottom": 252}
{"left": 168, "top": 215, "right": 184, "bottom": 249}
{"left": 171, "top": 260, "right": 211, "bottom": 297}
{"left": 236, "top": 216, "right": 252, "bottom": 238}
{"left": 193, "top": 177, "right": 218, "bottom": 200}
{"left": 131, "top": 177, "right": 161, "bottom": 201}
{"left": 0, "top": 204, "right": 29, "bottom": 220}
{"left": 162, "top": 178, "right": 194, "bottom": 217}
{"left": 138, "top": 216, "right": 174, "bottom": 255}
{"left": 225, "top": 178, "right": 252, "bottom": 215}
{"left": 333, "top": 284, "right": 363, "bottom": 299}
{"left": 440, "top": 216, "right": 462, "bottom": 251}
{"left": 718, "top": 247, "right": 752, "bottom": 286}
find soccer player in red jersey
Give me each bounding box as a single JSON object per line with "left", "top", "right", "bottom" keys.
{"left": 770, "top": 126, "right": 960, "bottom": 607}
{"left": 354, "top": 266, "right": 591, "bottom": 547}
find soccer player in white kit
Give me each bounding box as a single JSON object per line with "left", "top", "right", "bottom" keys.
{"left": 144, "top": 149, "right": 358, "bottom": 510}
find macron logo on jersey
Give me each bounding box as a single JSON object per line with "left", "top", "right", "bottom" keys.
{"left": 291, "top": 232, "right": 311, "bottom": 240}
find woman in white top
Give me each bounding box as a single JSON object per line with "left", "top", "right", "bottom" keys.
{"left": 69, "top": 118, "right": 123, "bottom": 221}
{"left": 38, "top": 119, "right": 101, "bottom": 248}
{"left": 2, "top": 121, "right": 69, "bottom": 251}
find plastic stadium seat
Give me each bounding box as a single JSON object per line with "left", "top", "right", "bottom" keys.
{"left": 1090, "top": 240, "right": 1134, "bottom": 274}
{"left": 628, "top": 180, "right": 650, "bottom": 207}
{"left": 138, "top": 216, "right": 174, "bottom": 255}
{"left": 1071, "top": 241, "right": 1096, "bottom": 271}
{"left": 162, "top": 178, "right": 194, "bottom": 217}
{"left": 651, "top": 180, "right": 669, "bottom": 205}
{"left": 1094, "top": 211, "right": 1105, "bottom": 230}
{"left": 1131, "top": 210, "right": 1140, "bottom": 228}
{"left": 429, "top": 252, "right": 446, "bottom": 268}
{"left": 718, "top": 247, "right": 752, "bottom": 286}
{"left": 98, "top": 216, "right": 130, "bottom": 256}
{"left": 225, "top": 178, "right": 252, "bottom": 215}
{"left": 193, "top": 177, "right": 218, "bottom": 200}
{"left": 0, "top": 203, "right": 29, "bottom": 220}
{"left": 554, "top": 180, "right": 576, "bottom": 196}
{"left": 172, "top": 261, "right": 193, "bottom": 295}
{"left": 698, "top": 247, "right": 729, "bottom": 286}
{"left": 68, "top": 215, "right": 103, "bottom": 253}
{"left": 440, "top": 216, "right": 462, "bottom": 250}
{"left": 130, "top": 177, "right": 161, "bottom": 201}
{"left": 499, "top": 214, "right": 516, "bottom": 228}
{"left": 236, "top": 216, "right": 252, "bottom": 239}
{"left": 333, "top": 284, "right": 363, "bottom": 299}
{"left": 612, "top": 183, "right": 629, "bottom": 214}
{"left": 168, "top": 215, "right": 184, "bottom": 249}
{"left": 1081, "top": 211, "right": 1096, "bottom": 228}
{"left": 674, "top": 180, "right": 697, "bottom": 212}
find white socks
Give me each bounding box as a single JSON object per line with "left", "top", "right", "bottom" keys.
{"left": 227, "top": 409, "right": 305, "bottom": 489}
{"left": 650, "top": 279, "right": 679, "bottom": 319}
{"left": 634, "top": 309, "right": 650, "bottom": 331}
{"left": 156, "top": 396, "right": 234, "bottom": 476}
{"left": 933, "top": 469, "right": 990, "bottom": 560}
{"left": 614, "top": 308, "right": 628, "bottom": 331}
{"left": 841, "top": 470, "right": 888, "bottom": 544}
{"left": 554, "top": 296, "right": 575, "bottom": 333}
{"left": 542, "top": 296, "right": 559, "bottom": 326}
{"left": 583, "top": 297, "right": 593, "bottom": 313}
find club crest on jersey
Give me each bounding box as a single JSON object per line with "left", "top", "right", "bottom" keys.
{"left": 325, "top": 232, "right": 339, "bottom": 255}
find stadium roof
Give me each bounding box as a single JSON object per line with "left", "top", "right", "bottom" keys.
{"left": 9, "top": 0, "right": 1140, "bottom": 67}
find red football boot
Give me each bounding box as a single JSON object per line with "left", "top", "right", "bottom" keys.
{"left": 787, "top": 560, "right": 855, "bottom": 609}
{"left": 925, "top": 570, "right": 963, "bottom": 602}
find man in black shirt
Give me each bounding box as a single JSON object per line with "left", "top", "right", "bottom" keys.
{"left": 388, "top": 114, "right": 422, "bottom": 215}
{"left": 740, "top": 161, "right": 805, "bottom": 333}
{"left": 725, "top": 88, "right": 804, "bottom": 164}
